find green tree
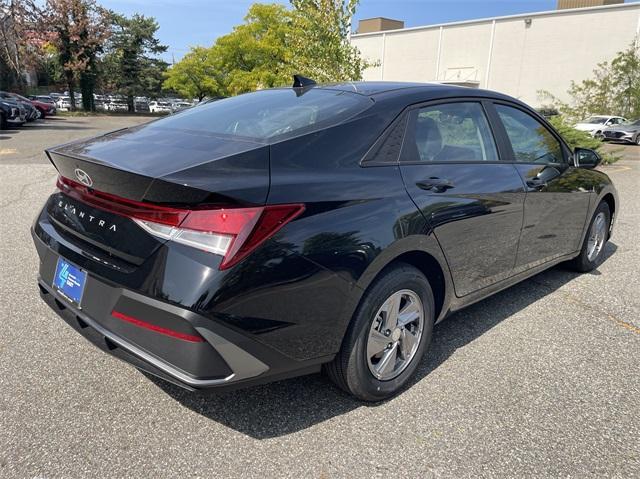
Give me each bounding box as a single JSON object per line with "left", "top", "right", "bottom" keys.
{"left": 611, "top": 40, "right": 640, "bottom": 118}
{"left": 163, "top": 46, "right": 220, "bottom": 100}
{"left": 103, "top": 12, "right": 167, "bottom": 111}
{"left": 290, "top": 0, "right": 370, "bottom": 82}
{"left": 539, "top": 39, "right": 640, "bottom": 122}
{"left": 212, "top": 3, "right": 293, "bottom": 95}
{"left": 168, "top": 1, "right": 373, "bottom": 98}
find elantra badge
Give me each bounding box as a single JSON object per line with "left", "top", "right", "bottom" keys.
{"left": 74, "top": 168, "right": 93, "bottom": 187}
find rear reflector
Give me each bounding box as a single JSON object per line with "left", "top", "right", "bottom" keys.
{"left": 111, "top": 310, "right": 204, "bottom": 343}
{"left": 57, "top": 176, "right": 304, "bottom": 269}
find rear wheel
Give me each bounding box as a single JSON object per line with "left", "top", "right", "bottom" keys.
{"left": 635, "top": 134, "right": 640, "bottom": 146}
{"left": 326, "top": 263, "right": 434, "bottom": 401}
{"left": 36, "top": 108, "right": 45, "bottom": 119}
{"left": 0, "top": 112, "right": 6, "bottom": 130}
{"left": 568, "top": 201, "right": 611, "bottom": 272}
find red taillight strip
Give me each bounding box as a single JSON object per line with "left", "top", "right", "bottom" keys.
{"left": 111, "top": 310, "right": 205, "bottom": 343}
{"left": 57, "top": 175, "right": 305, "bottom": 269}
{"left": 57, "top": 175, "right": 189, "bottom": 227}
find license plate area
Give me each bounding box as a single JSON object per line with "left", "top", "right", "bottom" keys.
{"left": 53, "top": 257, "right": 87, "bottom": 307}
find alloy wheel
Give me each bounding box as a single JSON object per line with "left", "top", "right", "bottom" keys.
{"left": 587, "top": 211, "right": 607, "bottom": 262}
{"left": 366, "top": 289, "right": 424, "bottom": 381}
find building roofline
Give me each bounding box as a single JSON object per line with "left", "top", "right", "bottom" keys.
{"left": 351, "top": 1, "right": 640, "bottom": 38}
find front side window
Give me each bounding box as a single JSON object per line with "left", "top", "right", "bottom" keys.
{"left": 403, "top": 102, "right": 499, "bottom": 162}
{"left": 496, "top": 104, "right": 564, "bottom": 164}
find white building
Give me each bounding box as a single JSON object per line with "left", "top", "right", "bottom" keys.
{"left": 350, "top": 2, "right": 640, "bottom": 108}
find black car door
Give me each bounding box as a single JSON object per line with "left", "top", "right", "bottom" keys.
{"left": 491, "top": 103, "right": 591, "bottom": 272}
{"left": 398, "top": 100, "right": 526, "bottom": 297}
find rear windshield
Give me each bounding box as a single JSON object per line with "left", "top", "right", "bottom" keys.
{"left": 147, "top": 88, "right": 373, "bottom": 141}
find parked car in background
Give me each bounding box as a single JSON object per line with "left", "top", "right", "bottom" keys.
{"left": 56, "top": 96, "right": 71, "bottom": 111}
{"left": 24, "top": 95, "right": 57, "bottom": 118}
{"left": 0, "top": 97, "right": 26, "bottom": 129}
{"left": 601, "top": 119, "right": 640, "bottom": 145}
{"left": 29, "top": 95, "right": 56, "bottom": 105}
{"left": 0, "top": 92, "right": 37, "bottom": 122}
{"left": 32, "top": 80, "right": 618, "bottom": 401}
{"left": 574, "top": 115, "right": 627, "bottom": 137}
{"left": 149, "top": 100, "right": 172, "bottom": 113}
{"left": 134, "top": 100, "right": 150, "bottom": 113}
{"left": 106, "top": 99, "right": 129, "bottom": 112}
{"left": 171, "top": 101, "right": 193, "bottom": 113}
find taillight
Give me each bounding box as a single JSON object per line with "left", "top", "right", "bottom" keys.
{"left": 57, "top": 176, "right": 304, "bottom": 269}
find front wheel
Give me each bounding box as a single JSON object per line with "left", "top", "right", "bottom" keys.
{"left": 0, "top": 112, "right": 6, "bottom": 130}
{"left": 326, "top": 263, "right": 434, "bottom": 401}
{"left": 568, "top": 201, "right": 611, "bottom": 272}
{"left": 635, "top": 134, "right": 640, "bottom": 146}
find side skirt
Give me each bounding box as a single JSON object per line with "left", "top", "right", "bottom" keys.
{"left": 440, "top": 251, "right": 579, "bottom": 321}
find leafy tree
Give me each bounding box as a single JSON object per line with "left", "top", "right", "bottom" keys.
{"left": 611, "top": 41, "right": 640, "bottom": 118}
{"left": 168, "top": 1, "right": 373, "bottom": 97}
{"left": 539, "top": 39, "right": 640, "bottom": 122}
{"left": 212, "top": 3, "right": 293, "bottom": 95}
{"left": 102, "top": 13, "right": 167, "bottom": 111}
{"left": 45, "top": 0, "right": 110, "bottom": 110}
{"left": 163, "top": 46, "right": 220, "bottom": 100}
{"left": 290, "top": 0, "right": 370, "bottom": 82}
{"left": 0, "top": 0, "right": 42, "bottom": 90}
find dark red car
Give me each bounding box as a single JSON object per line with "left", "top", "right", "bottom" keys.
{"left": 26, "top": 95, "right": 57, "bottom": 118}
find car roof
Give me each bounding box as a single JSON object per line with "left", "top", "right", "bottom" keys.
{"left": 310, "top": 81, "right": 519, "bottom": 103}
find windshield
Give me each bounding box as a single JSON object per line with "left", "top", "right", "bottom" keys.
{"left": 148, "top": 88, "right": 373, "bottom": 141}
{"left": 584, "top": 117, "right": 607, "bottom": 124}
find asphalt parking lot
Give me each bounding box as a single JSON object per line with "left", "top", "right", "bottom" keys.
{"left": 1, "top": 117, "right": 639, "bottom": 478}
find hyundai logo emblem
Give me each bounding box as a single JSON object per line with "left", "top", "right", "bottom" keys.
{"left": 74, "top": 168, "right": 93, "bottom": 187}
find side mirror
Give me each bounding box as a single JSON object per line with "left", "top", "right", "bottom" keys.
{"left": 574, "top": 148, "right": 601, "bottom": 169}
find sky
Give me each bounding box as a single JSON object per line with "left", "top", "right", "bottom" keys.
{"left": 100, "top": 0, "right": 639, "bottom": 63}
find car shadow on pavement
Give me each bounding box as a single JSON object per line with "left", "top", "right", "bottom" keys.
{"left": 148, "top": 242, "right": 617, "bottom": 439}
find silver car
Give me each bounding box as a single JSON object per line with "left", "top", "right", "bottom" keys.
{"left": 602, "top": 119, "right": 640, "bottom": 145}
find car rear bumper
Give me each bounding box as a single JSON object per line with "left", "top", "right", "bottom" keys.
{"left": 32, "top": 229, "right": 326, "bottom": 391}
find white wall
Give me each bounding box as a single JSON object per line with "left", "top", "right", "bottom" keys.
{"left": 351, "top": 3, "right": 640, "bottom": 108}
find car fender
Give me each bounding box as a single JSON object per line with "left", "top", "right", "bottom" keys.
{"left": 339, "top": 233, "right": 455, "bottom": 329}
{"left": 578, "top": 170, "right": 619, "bottom": 244}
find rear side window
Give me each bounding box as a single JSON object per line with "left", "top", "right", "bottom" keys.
{"left": 147, "top": 88, "right": 373, "bottom": 141}
{"left": 495, "top": 104, "right": 564, "bottom": 164}
{"left": 402, "top": 102, "right": 499, "bottom": 163}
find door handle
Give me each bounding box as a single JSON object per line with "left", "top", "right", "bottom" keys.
{"left": 416, "top": 177, "right": 455, "bottom": 192}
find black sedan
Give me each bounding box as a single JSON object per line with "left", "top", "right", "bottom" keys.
{"left": 602, "top": 119, "right": 640, "bottom": 145}
{"left": 32, "top": 79, "right": 617, "bottom": 401}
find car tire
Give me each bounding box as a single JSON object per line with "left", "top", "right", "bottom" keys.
{"left": 568, "top": 201, "right": 611, "bottom": 273}
{"left": 0, "top": 112, "right": 6, "bottom": 130}
{"left": 325, "top": 263, "right": 435, "bottom": 401}
{"left": 635, "top": 134, "right": 640, "bottom": 146}
{"left": 37, "top": 109, "right": 45, "bottom": 119}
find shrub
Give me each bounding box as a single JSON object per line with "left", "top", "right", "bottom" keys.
{"left": 547, "top": 116, "right": 622, "bottom": 165}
